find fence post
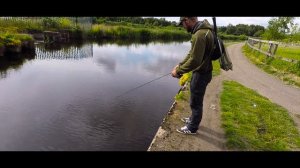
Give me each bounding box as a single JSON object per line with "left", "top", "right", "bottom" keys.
{"left": 268, "top": 43, "right": 273, "bottom": 56}
{"left": 273, "top": 44, "right": 278, "bottom": 56}
{"left": 249, "top": 38, "right": 253, "bottom": 46}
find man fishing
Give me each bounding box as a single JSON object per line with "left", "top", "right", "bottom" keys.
{"left": 171, "top": 17, "right": 214, "bottom": 135}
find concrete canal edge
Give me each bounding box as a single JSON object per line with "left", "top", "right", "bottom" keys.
{"left": 147, "top": 101, "right": 176, "bottom": 151}
{"left": 147, "top": 82, "right": 188, "bottom": 151}
{"left": 147, "top": 75, "right": 227, "bottom": 151}
{"left": 147, "top": 126, "right": 167, "bottom": 151}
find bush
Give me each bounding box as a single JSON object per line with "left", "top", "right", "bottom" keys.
{"left": 58, "top": 18, "right": 73, "bottom": 29}
{"left": 14, "top": 34, "right": 33, "bottom": 41}
{"left": 0, "top": 33, "right": 32, "bottom": 46}
{"left": 42, "top": 17, "right": 60, "bottom": 29}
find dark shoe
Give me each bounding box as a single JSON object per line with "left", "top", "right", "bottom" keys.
{"left": 176, "top": 126, "right": 196, "bottom": 135}
{"left": 181, "top": 117, "right": 191, "bottom": 124}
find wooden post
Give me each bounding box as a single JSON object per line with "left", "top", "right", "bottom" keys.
{"left": 273, "top": 44, "right": 278, "bottom": 55}
{"left": 268, "top": 43, "right": 273, "bottom": 56}
{"left": 258, "top": 41, "right": 262, "bottom": 49}
{"left": 249, "top": 38, "right": 253, "bottom": 46}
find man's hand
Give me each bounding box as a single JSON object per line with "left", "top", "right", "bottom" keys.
{"left": 171, "top": 65, "right": 180, "bottom": 78}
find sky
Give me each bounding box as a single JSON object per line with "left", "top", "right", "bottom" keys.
{"left": 158, "top": 17, "right": 300, "bottom": 28}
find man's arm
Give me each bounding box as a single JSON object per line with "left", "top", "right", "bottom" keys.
{"left": 176, "top": 33, "right": 206, "bottom": 75}
{"left": 179, "top": 50, "right": 191, "bottom": 66}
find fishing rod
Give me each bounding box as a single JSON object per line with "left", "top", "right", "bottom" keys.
{"left": 115, "top": 72, "right": 171, "bottom": 98}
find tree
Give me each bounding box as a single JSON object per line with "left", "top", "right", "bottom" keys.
{"left": 235, "top": 24, "right": 248, "bottom": 35}
{"left": 253, "top": 30, "right": 264, "bottom": 37}
{"left": 225, "top": 24, "right": 236, "bottom": 34}
{"left": 263, "top": 17, "right": 295, "bottom": 40}
{"left": 219, "top": 24, "right": 264, "bottom": 37}
{"left": 218, "top": 26, "right": 227, "bottom": 33}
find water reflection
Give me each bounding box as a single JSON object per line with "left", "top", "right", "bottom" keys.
{"left": 35, "top": 42, "right": 93, "bottom": 60}
{"left": 95, "top": 38, "right": 188, "bottom": 47}
{"left": 95, "top": 57, "right": 116, "bottom": 73}
{"left": 93, "top": 40, "right": 189, "bottom": 75}
{"left": 0, "top": 51, "right": 35, "bottom": 79}
{"left": 0, "top": 40, "right": 190, "bottom": 151}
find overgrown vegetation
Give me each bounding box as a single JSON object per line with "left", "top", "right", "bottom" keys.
{"left": 0, "top": 17, "right": 78, "bottom": 33}
{"left": 0, "top": 17, "right": 77, "bottom": 47}
{"left": 87, "top": 17, "right": 190, "bottom": 41}
{"left": 242, "top": 44, "right": 300, "bottom": 87}
{"left": 0, "top": 33, "right": 33, "bottom": 47}
{"left": 221, "top": 80, "right": 300, "bottom": 150}
{"left": 89, "top": 24, "right": 190, "bottom": 41}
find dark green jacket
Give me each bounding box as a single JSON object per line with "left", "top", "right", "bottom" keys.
{"left": 176, "top": 19, "right": 214, "bottom": 75}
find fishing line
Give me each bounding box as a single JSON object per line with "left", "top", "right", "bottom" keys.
{"left": 115, "top": 72, "right": 171, "bottom": 98}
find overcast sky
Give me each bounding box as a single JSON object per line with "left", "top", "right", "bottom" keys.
{"left": 157, "top": 17, "right": 300, "bottom": 28}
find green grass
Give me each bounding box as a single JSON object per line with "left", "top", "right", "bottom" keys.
{"left": 242, "top": 44, "right": 300, "bottom": 87}
{"left": 220, "top": 80, "right": 300, "bottom": 151}
{"left": 175, "top": 91, "right": 186, "bottom": 101}
{"left": 252, "top": 43, "right": 300, "bottom": 61}
{"left": 276, "top": 46, "right": 300, "bottom": 61}
{"left": 212, "top": 60, "right": 220, "bottom": 76}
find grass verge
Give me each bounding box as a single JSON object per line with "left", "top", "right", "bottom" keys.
{"left": 220, "top": 80, "right": 300, "bottom": 150}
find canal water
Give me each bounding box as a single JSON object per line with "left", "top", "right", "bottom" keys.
{"left": 0, "top": 40, "right": 190, "bottom": 151}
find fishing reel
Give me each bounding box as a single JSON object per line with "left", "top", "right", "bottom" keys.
{"left": 176, "top": 73, "right": 183, "bottom": 79}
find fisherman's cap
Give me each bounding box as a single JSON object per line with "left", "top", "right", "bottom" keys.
{"left": 177, "top": 17, "right": 186, "bottom": 26}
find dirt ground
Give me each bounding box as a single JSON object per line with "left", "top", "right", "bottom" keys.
{"left": 148, "top": 43, "right": 300, "bottom": 151}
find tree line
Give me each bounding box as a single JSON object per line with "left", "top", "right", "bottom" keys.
{"left": 218, "top": 24, "right": 265, "bottom": 37}
{"left": 94, "top": 17, "right": 177, "bottom": 27}
{"left": 4, "top": 17, "right": 297, "bottom": 42}
{"left": 218, "top": 17, "right": 300, "bottom": 42}
{"left": 93, "top": 17, "right": 265, "bottom": 40}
